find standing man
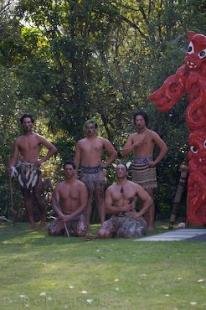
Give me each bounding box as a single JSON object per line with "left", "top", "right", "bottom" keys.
{"left": 98, "top": 163, "right": 152, "bottom": 238}
{"left": 48, "top": 161, "right": 88, "bottom": 236}
{"left": 74, "top": 120, "right": 117, "bottom": 225}
{"left": 9, "top": 114, "right": 57, "bottom": 227}
{"left": 122, "top": 111, "right": 168, "bottom": 230}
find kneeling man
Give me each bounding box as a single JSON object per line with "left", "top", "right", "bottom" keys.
{"left": 98, "top": 163, "right": 152, "bottom": 238}
{"left": 48, "top": 161, "right": 88, "bottom": 236}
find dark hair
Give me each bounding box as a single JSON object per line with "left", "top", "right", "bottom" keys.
{"left": 20, "top": 114, "right": 34, "bottom": 124}
{"left": 116, "top": 162, "right": 128, "bottom": 171}
{"left": 63, "top": 160, "right": 76, "bottom": 170}
{"left": 133, "top": 111, "right": 149, "bottom": 126}
{"left": 84, "top": 119, "right": 98, "bottom": 130}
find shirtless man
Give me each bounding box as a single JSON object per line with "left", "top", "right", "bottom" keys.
{"left": 48, "top": 161, "right": 88, "bottom": 236}
{"left": 9, "top": 114, "right": 57, "bottom": 226}
{"left": 98, "top": 163, "right": 152, "bottom": 238}
{"left": 122, "top": 111, "right": 168, "bottom": 230}
{"left": 74, "top": 120, "right": 117, "bottom": 225}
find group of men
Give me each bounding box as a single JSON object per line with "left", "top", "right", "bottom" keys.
{"left": 9, "top": 111, "right": 168, "bottom": 238}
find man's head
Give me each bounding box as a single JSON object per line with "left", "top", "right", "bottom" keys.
{"left": 133, "top": 111, "right": 148, "bottom": 131}
{"left": 20, "top": 114, "right": 34, "bottom": 133}
{"left": 115, "top": 163, "right": 128, "bottom": 180}
{"left": 63, "top": 160, "right": 76, "bottom": 179}
{"left": 84, "top": 120, "right": 98, "bottom": 137}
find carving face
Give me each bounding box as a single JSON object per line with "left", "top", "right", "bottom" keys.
{"left": 188, "top": 131, "right": 206, "bottom": 174}
{"left": 185, "top": 32, "right": 206, "bottom": 70}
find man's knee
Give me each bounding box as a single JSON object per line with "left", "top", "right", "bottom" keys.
{"left": 48, "top": 229, "right": 63, "bottom": 236}
{"left": 98, "top": 228, "right": 111, "bottom": 238}
{"left": 48, "top": 223, "right": 63, "bottom": 236}
{"left": 76, "top": 230, "right": 87, "bottom": 237}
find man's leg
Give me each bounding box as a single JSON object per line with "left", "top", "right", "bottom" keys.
{"left": 23, "top": 192, "right": 35, "bottom": 227}
{"left": 95, "top": 185, "right": 105, "bottom": 225}
{"left": 33, "top": 177, "right": 47, "bottom": 224}
{"left": 72, "top": 214, "right": 87, "bottom": 237}
{"left": 144, "top": 188, "right": 155, "bottom": 231}
{"left": 48, "top": 219, "right": 65, "bottom": 236}
{"left": 80, "top": 174, "right": 93, "bottom": 227}
{"left": 117, "top": 216, "right": 147, "bottom": 238}
{"left": 86, "top": 189, "right": 94, "bottom": 227}
{"left": 98, "top": 217, "right": 115, "bottom": 238}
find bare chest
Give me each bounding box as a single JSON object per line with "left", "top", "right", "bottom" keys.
{"left": 112, "top": 185, "right": 136, "bottom": 202}
{"left": 18, "top": 136, "right": 40, "bottom": 153}
{"left": 80, "top": 139, "right": 103, "bottom": 154}
{"left": 59, "top": 185, "right": 79, "bottom": 202}
{"left": 135, "top": 134, "right": 152, "bottom": 145}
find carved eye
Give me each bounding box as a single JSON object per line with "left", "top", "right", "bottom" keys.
{"left": 187, "top": 42, "right": 194, "bottom": 54}
{"left": 198, "top": 49, "right": 206, "bottom": 59}
{"left": 190, "top": 145, "right": 198, "bottom": 153}
{"left": 204, "top": 140, "right": 206, "bottom": 148}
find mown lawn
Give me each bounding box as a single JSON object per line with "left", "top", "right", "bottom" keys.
{"left": 0, "top": 223, "right": 206, "bottom": 310}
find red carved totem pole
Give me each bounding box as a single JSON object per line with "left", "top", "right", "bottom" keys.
{"left": 149, "top": 31, "right": 206, "bottom": 226}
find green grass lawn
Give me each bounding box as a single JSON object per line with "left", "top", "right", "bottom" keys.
{"left": 0, "top": 223, "right": 206, "bottom": 310}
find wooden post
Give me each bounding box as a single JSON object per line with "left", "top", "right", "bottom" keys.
{"left": 169, "top": 163, "right": 188, "bottom": 229}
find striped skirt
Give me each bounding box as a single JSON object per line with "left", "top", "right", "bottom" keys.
{"left": 129, "top": 156, "right": 157, "bottom": 189}
{"left": 15, "top": 161, "right": 40, "bottom": 192}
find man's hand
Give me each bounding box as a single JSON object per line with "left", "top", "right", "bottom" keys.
{"left": 61, "top": 214, "right": 71, "bottom": 223}
{"left": 101, "top": 161, "right": 107, "bottom": 169}
{"left": 58, "top": 213, "right": 67, "bottom": 222}
{"left": 9, "top": 166, "right": 18, "bottom": 178}
{"left": 34, "top": 159, "right": 43, "bottom": 167}
{"left": 121, "top": 203, "right": 133, "bottom": 213}
{"left": 126, "top": 211, "right": 141, "bottom": 219}
{"left": 148, "top": 160, "right": 156, "bottom": 168}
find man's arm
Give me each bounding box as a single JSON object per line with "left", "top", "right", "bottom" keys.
{"left": 8, "top": 140, "right": 19, "bottom": 175}
{"left": 121, "top": 134, "right": 146, "bottom": 157}
{"left": 65, "top": 182, "right": 88, "bottom": 221}
{"left": 74, "top": 141, "right": 81, "bottom": 170}
{"left": 103, "top": 139, "right": 117, "bottom": 167}
{"left": 39, "top": 135, "right": 57, "bottom": 165}
{"left": 105, "top": 188, "right": 132, "bottom": 215}
{"left": 149, "top": 132, "right": 168, "bottom": 167}
{"left": 52, "top": 185, "right": 65, "bottom": 220}
{"left": 130, "top": 185, "right": 152, "bottom": 218}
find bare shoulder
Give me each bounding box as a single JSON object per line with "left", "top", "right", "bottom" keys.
{"left": 15, "top": 135, "right": 23, "bottom": 145}
{"left": 128, "top": 132, "right": 136, "bottom": 140}
{"left": 76, "top": 138, "right": 86, "bottom": 146}
{"left": 106, "top": 183, "right": 115, "bottom": 193}
{"left": 98, "top": 136, "right": 108, "bottom": 143}
{"left": 54, "top": 181, "right": 65, "bottom": 191}
{"left": 135, "top": 183, "right": 145, "bottom": 192}
{"left": 130, "top": 132, "right": 137, "bottom": 138}
{"left": 101, "top": 137, "right": 115, "bottom": 149}
{"left": 127, "top": 180, "right": 143, "bottom": 193}
{"left": 148, "top": 129, "right": 160, "bottom": 138}
{"left": 127, "top": 180, "right": 139, "bottom": 189}
{"left": 148, "top": 129, "right": 166, "bottom": 146}
{"left": 35, "top": 133, "right": 49, "bottom": 142}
